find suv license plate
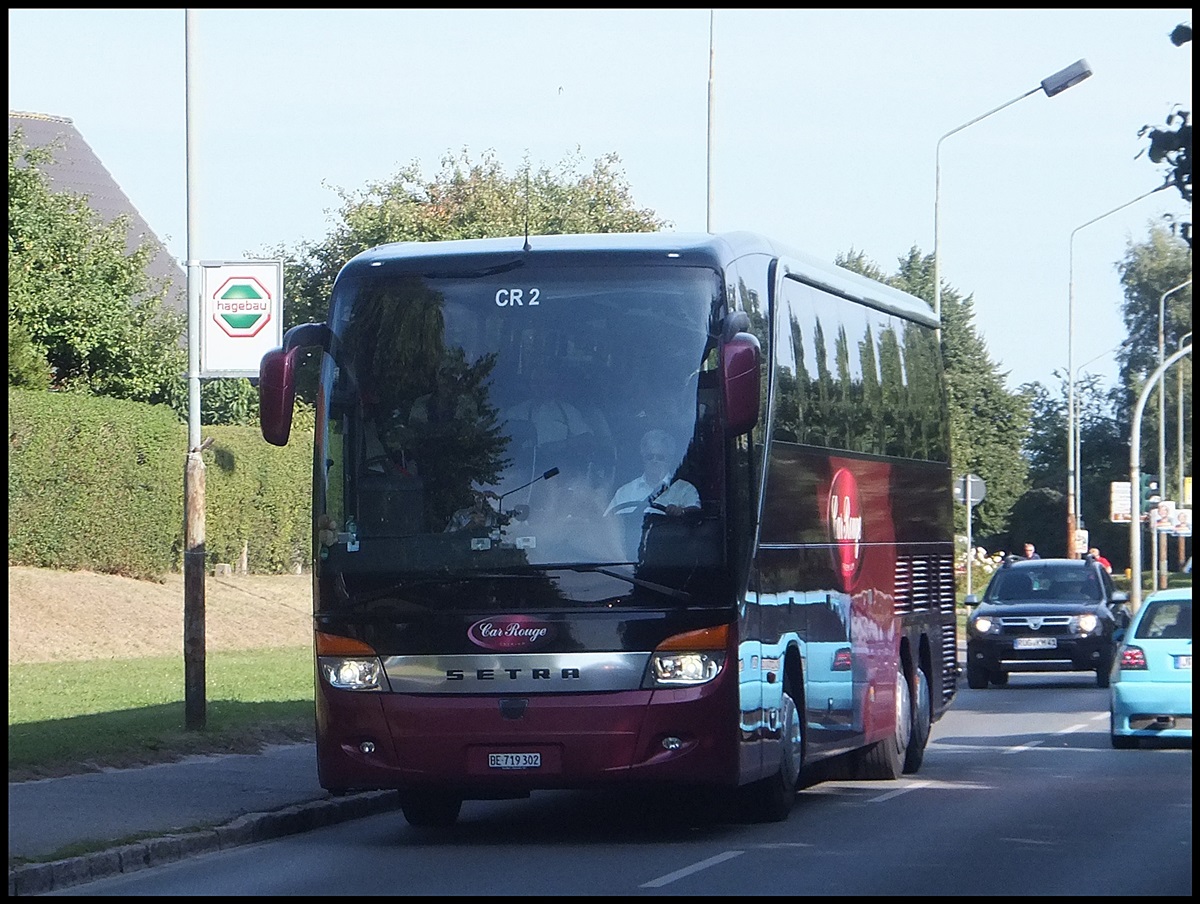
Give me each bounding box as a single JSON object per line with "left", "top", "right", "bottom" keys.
{"left": 1176, "top": 655, "right": 1192, "bottom": 670}
{"left": 1014, "top": 636, "right": 1057, "bottom": 650}
{"left": 488, "top": 752, "right": 541, "bottom": 770}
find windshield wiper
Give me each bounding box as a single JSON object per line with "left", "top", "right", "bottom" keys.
{"left": 546, "top": 562, "right": 692, "bottom": 603}
{"left": 343, "top": 565, "right": 691, "bottom": 607}
{"left": 341, "top": 572, "right": 540, "bottom": 608}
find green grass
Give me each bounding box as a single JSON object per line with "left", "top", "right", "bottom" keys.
{"left": 8, "top": 647, "right": 315, "bottom": 780}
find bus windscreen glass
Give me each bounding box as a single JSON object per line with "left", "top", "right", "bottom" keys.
{"left": 317, "top": 263, "right": 726, "bottom": 607}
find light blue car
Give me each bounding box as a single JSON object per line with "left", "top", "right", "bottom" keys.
{"left": 1110, "top": 587, "right": 1192, "bottom": 748}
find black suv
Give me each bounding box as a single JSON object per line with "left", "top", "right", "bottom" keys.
{"left": 965, "top": 555, "right": 1130, "bottom": 689}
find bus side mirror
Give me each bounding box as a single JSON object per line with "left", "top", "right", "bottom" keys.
{"left": 722, "top": 331, "right": 760, "bottom": 436}
{"left": 259, "top": 347, "right": 299, "bottom": 446}
{"left": 260, "top": 322, "right": 331, "bottom": 447}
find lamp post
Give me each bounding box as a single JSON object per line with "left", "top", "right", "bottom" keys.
{"left": 933, "top": 59, "right": 1092, "bottom": 325}
{"left": 1178, "top": 330, "right": 1193, "bottom": 570}
{"left": 705, "top": 9, "right": 714, "bottom": 234}
{"left": 1072, "top": 344, "right": 1123, "bottom": 528}
{"left": 1158, "top": 280, "right": 1192, "bottom": 585}
{"left": 1130, "top": 345, "right": 1193, "bottom": 610}
{"left": 1179, "top": 329, "right": 1193, "bottom": 501}
{"left": 1065, "top": 186, "right": 1167, "bottom": 558}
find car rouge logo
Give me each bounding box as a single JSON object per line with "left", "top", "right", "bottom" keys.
{"left": 827, "top": 468, "right": 864, "bottom": 592}
{"left": 468, "top": 615, "right": 555, "bottom": 650}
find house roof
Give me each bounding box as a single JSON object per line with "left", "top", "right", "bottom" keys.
{"left": 8, "top": 110, "right": 186, "bottom": 315}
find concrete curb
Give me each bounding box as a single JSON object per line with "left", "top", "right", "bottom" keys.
{"left": 7, "top": 790, "right": 402, "bottom": 896}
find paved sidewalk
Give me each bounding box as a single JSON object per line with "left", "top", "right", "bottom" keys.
{"left": 7, "top": 743, "right": 401, "bottom": 896}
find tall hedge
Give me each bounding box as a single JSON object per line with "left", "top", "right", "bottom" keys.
{"left": 8, "top": 389, "right": 313, "bottom": 578}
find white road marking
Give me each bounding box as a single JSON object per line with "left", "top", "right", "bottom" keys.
{"left": 640, "top": 850, "right": 745, "bottom": 888}
{"left": 867, "top": 780, "right": 931, "bottom": 802}
{"left": 1003, "top": 739, "right": 1045, "bottom": 754}
{"left": 1001, "top": 837, "right": 1060, "bottom": 846}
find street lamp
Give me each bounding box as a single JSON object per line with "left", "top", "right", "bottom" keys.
{"left": 1065, "top": 186, "right": 1167, "bottom": 558}
{"left": 1158, "top": 279, "right": 1191, "bottom": 586}
{"left": 1177, "top": 330, "right": 1193, "bottom": 572}
{"left": 933, "top": 59, "right": 1092, "bottom": 324}
{"left": 1072, "top": 343, "right": 1125, "bottom": 526}
{"left": 705, "top": 9, "right": 714, "bottom": 233}
{"left": 1130, "top": 345, "right": 1193, "bottom": 610}
{"left": 1179, "top": 330, "right": 1193, "bottom": 505}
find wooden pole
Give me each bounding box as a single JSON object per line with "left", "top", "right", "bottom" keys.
{"left": 184, "top": 449, "right": 207, "bottom": 730}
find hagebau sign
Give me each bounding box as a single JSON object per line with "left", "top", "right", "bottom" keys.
{"left": 201, "top": 261, "right": 283, "bottom": 377}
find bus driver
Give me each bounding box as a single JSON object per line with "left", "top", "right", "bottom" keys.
{"left": 605, "top": 429, "right": 700, "bottom": 518}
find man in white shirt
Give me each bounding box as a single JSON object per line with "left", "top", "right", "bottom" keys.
{"left": 605, "top": 429, "right": 700, "bottom": 518}
{"left": 501, "top": 360, "right": 595, "bottom": 445}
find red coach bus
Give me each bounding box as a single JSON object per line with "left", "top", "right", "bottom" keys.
{"left": 259, "top": 231, "right": 958, "bottom": 826}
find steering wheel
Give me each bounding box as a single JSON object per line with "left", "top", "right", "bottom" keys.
{"left": 364, "top": 454, "right": 394, "bottom": 474}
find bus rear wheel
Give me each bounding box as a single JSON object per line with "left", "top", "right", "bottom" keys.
{"left": 852, "top": 666, "right": 911, "bottom": 780}
{"left": 399, "top": 790, "right": 462, "bottom": 828}
{"left": 902, "top": 665, "right": 931, "bottom": 774}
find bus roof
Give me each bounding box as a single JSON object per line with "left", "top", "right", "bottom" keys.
{"left": 342, "top": 231, "right": 938, "bottom": 328}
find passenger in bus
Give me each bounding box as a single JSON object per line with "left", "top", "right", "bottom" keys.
{"left": 444, "top": 488, "right": 501, "bottom": 533}
{"left": 501, "top": 359, "right": 596, "bottom": 446}
{"left": 604, "top": 429, "right": 700, "bottom": 518}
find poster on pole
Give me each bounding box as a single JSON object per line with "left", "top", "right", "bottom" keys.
{"left": 1109, "top": 481, "right": 1132, "bottom": 523}
{"left": 1153, "top": 499, "right": 1177, "bottom": 533}
{"left": 200, "top": 260, "right": 284, "bottom": 378}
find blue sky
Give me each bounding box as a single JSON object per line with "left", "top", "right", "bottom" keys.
{"left": 8, "top": 8, "right": 1192, "bottom": 391}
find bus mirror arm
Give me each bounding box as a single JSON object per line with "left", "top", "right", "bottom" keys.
{"left": 497, "top": 467, "right": 559, "bottom": 520}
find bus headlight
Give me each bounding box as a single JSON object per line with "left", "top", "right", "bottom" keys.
{"left": 651, "top": 651, "right": 725, "bottom": 684}
{"left": 319, "top": 657, "right": 384, "bottom": 691}
{"left": 645, "top": 625, "right": 728, "bottom": 687}
{"left": 315, "top": 632, "right": 384, "bottom": 691}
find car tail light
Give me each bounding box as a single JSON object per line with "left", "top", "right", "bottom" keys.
{"left": 831, "top": 647, "right": 852, "bottom": 671}
{"left": 1119, "top": 645, "right": 1147, "bottom": 670}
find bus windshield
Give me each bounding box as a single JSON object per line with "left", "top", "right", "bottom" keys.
{"left": 317, "top": 261, "right": 726, "bottom": 607}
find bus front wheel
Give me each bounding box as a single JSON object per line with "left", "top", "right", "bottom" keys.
{"left": 740, "top": 675, "right": 803, "bottom": 823}
{"left": 399, "top": 790, "right": 462, "bottom": 828}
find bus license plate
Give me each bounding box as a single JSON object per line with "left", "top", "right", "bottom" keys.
{"left": 1014, "top": 636, "right": 1056, "bottom": 650}
{"left": 1176, "top": 655, "right": 1191, "bottom": 670}
{"left": 488, "top": 752, "right": 541, "bottom": 770}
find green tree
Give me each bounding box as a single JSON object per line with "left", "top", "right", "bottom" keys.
{"left": 8, "top": 320, "right": 51, "bottom": 389}
{"left": 1137, "top": 22, "right": 1192, "bottom": 246}
{"left": 8, "top": 129, "right": 185, "bottom": 406}
{"left": 1021, "top": 373, "right": 1130, "bottom": 566}
{"left": 1006, "top": 487, "right": 1067, "bottom": 558}
{"left": 1115, "top": 225, "right": 1192, "bottom": 480}
{"left": 837, "top": 247, "right": 1032, "bottom": 541}
{"left": 266, "top": 147, "right": 670, "bottom": 330}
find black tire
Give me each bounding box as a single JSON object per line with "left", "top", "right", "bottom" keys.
{"left": 990, "top": 671, "right": 1009, "bottom": 687}
{"left": 400, "top": 790, "right": 462, "bottom": 828}
{"left": 740, "top": 675, "right": 803, "bottom": 822}
{"left": 852, "top": 666, "right": 911, "bottom": 781}
{"left": 966, "top": 661, "right": 989, "bottom": 690}
{"left": 1096, "top": 652, "right": 1113, "bottom": 689}
{"left": 1111, "top": 734, "right": 1139, "bottom": 749}
{"left": 902, "top": 665, "right": 932, "bottom": 775}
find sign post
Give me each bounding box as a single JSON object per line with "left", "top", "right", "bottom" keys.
{"left": 954, "top": 474, "right": 986, "bottom": 596}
